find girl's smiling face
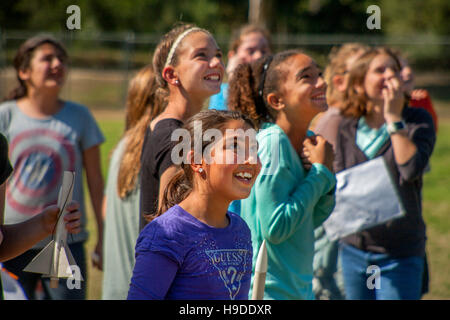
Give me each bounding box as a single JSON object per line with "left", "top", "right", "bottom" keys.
{"left": 19, "top": 43, "right": 67, "bottom": 92}
{"left": 278, "top": 53, "right": 328, "bottom": 121}
{"left": 174, "top": 31, "right": 225, "bottom": 101}
{"left": 201, "top": 119, "right": 261, "bottom": 201}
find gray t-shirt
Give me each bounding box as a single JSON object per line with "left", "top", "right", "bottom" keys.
{"left": 102, "top": 137, "right": 140, "bottom": 300}
{"left": 0, "top": 100, "right": 105, "bottom": 248}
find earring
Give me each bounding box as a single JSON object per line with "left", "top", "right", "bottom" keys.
{"left": 198, "top": 168, "right": 203, "bottom": 173}
{"left": 174, "top": 80, "right": 180, "bottom": 85}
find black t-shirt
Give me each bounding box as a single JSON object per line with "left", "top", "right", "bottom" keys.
{"left": 0, "top": 133, "right": 12, "bottom": 186}
{"left": 139, "top": 118, "right": 183, "bottom": 229}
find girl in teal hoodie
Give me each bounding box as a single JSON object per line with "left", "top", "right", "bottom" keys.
{"left": 228, "top": 50, "right": 336, "bottom": 299}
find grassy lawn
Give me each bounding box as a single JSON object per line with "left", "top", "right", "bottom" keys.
{"left": 421, "top": 117, "right": 450, "bottom": 299}
{"left": 82, "top": 110, "right": 450, "bottom": 300}
{"left": 84, "top": 114, "right": 124, "bottom": 300}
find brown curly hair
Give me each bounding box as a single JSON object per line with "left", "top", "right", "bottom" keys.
{"left": 227, "top": 50, "right": 302, "bottom": 129}
{"left": 340, "top": 47, "right": 402, "bottom": 118}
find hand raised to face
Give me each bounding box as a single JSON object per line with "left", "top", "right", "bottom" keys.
{"left": 382, "top": 75, "right": 405, "bottom": 122}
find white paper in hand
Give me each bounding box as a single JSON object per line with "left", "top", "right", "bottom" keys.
{"left": 323, "top": 156, "right": 405, "bottom": 241}
{"left": 23, "top": 171, "right": 83, "bottom": 288}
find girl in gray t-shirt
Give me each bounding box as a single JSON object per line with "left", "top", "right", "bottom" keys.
{"left": 0, "top": 35, "right": 104, "bottom": 300}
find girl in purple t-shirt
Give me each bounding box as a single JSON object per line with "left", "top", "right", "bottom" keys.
{"left": 128, "top": 110, "right": 261, "bottom": 300}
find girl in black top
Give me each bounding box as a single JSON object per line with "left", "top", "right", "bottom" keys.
{"left": 140, "top": 23, "right": 225, "bottom": 227}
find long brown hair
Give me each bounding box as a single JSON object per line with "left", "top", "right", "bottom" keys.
{"left": 150, "top": 110, "right": 255, "bottom": 222}
{"left": 5, "top": 35, "right": 68, "bottom": 101}
{"left": 117, "top": 65, "right": 164, "bottom": 198}
{"left": 341, "top": 47, "right": 402, "bottom": 118}
{"left": 227, "top": 50, "right": 302, "bottom": 129}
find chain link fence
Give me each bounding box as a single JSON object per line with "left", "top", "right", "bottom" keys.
{"left": 1, "top": 30, "right": 449, "bottom": 110}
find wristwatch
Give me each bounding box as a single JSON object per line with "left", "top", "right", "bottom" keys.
{"left": 386, "top": 120, "right": 406, "bottom": 135}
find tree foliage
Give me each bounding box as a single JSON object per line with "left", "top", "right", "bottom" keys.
{"left": 1, "top": 0, "right": 448, "bottom": 36}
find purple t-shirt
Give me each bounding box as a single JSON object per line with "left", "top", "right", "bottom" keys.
{"left": 127, "top": 205, "right": 253, "bottom": 300}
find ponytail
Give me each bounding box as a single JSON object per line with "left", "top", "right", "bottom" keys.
{"left": 228, "top": 50, "right": 302, "bottom": 128}
{"left": 117, "top": 65, "right": 164, "bottom": 199}
{"left": 150, "top": 167, "right": 192, "bottom": 222}
{"left": 4, "top": 82, "right": 27, "bottom": 101}
{"left": 116, "top": 111, "right": 152, "bottom": 199}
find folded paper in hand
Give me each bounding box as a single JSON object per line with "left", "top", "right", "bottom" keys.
{"left": 323, "top": 156, "right": 405, "bottom": 241}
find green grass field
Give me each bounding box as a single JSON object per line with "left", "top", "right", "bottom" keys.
{"left": 83, "top": 114, "right": 124, "bottom": 300}
{"left": 421, "top": 119, "right": 450, "bottom": 299}
{"left": 81, "top": 110, "right": 450, "bottom": 300}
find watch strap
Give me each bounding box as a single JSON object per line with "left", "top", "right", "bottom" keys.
{"left": 386, "top": 120, "right": 406, "bottom": 135}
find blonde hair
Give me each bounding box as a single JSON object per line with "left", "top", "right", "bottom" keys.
{"left": 117, "top": 65, "right": 165, "bottom": 198}
{"left": 324, "top": 43, "right": 369, "bottom": 107}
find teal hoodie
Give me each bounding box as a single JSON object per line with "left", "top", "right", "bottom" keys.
{"left": 241, "top": 122, "right": 336, "bottom": 300}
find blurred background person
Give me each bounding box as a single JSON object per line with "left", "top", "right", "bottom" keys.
{"left": 102, "top": 65, "right": 163, "bottom": 299}
{"left": 312, "top": 43, "right": 369, "bottom": 300}
{"left": 399, "top": 54, "right": 438, "bottom": 133}
{"left": 208, "top": 24, "right": 272, "bottom": 111}
{"left": 334, "top": 47, "right": 435, "bottom": 300}
{"left": 0, "top": 35, "right": 105, "bottom": 300}
{"left": 314, "top": 43, "right": 369, "bottom": 149}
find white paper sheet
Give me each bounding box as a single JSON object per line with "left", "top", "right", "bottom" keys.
{"left": 323, "top": 156, "right": 405, "bottom": 241}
